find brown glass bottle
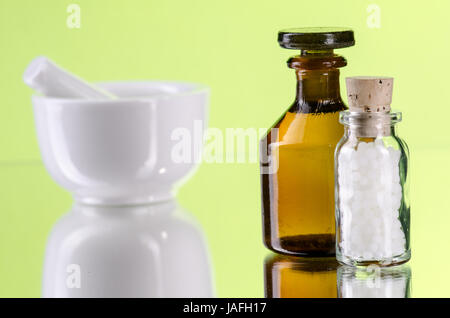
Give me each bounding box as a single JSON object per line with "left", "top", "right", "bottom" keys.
{"left": 260, "top": 28, "right": 354, "bottom": 256}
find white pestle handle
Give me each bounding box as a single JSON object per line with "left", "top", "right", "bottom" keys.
{"left": 23, "top": 56, "right": 115, "bottom": 99}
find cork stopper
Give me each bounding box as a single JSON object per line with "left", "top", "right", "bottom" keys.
{"left": 346, "top": 76, "right": 393, "bottom": 113}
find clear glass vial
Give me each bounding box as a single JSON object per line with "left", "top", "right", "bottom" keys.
{"left": 335, "top": 77, "right": 410, "bottom": 266}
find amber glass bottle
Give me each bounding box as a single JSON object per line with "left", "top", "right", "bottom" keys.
{"left": 260, "top": 28, "right": 355, "bottom": 256}
{"left": 264, "top": 254, "right": 338, "bottom": 298}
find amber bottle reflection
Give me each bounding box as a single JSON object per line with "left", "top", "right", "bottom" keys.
{"left": 261, "top": 50, "right": 349, "bottom": 255}
{"left": 264, "top": 254, "right": 338, "bottom": 298}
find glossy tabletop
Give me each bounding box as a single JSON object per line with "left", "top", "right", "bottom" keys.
{"left": 0, "top": 147, "right": 449, "bottom": 297}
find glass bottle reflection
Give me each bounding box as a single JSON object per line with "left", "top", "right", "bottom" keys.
{"left": 337, "top": 264, "right": 411, "bottom": 298}
{"left": 264, "top": 254, "right": 338, "bottom": 298}
{"left": 264, "top": 254, "right": 411, "bottom": 298}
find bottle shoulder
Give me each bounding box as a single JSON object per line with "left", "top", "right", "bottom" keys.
{"left": 288, "top": 99, "right": 347, "bottom": 114}
{"left": 264, "top": 110, "right": 344, "bottom": 146}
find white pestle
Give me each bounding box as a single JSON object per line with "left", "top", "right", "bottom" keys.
{"left": 23, "top": 56, "right": 115, "bottom": 99}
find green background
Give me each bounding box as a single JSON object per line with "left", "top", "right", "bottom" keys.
{"left": 1, "top": 0, "right": 449, "bottom": 297}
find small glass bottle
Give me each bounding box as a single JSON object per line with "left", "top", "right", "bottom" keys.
{"left": 335, "top": 77, "right": 410, "bottom": 266}
{"left": 260, "top": 28, "right": 355, "bottom": 256}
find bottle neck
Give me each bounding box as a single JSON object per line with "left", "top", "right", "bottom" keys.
{"left": 288, "top": 50, "right": 347, "bottom": 113}
{"left": 344, "top": 124, "right": 396, "bottom": 138}
{"left": 340, "top": 111, "right": 401, "bottom": 138}
{"left": 296, "top": 69, "right": 341, "bottom": 101}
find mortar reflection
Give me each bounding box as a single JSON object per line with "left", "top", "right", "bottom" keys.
{"left": 43, "top": 199, "right": 214, "bottom": 297}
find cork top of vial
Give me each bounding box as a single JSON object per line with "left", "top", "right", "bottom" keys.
{"left": 346, "top": 76, "right": 393, "bottom": 112}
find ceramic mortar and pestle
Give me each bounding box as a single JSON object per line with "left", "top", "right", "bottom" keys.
{"left": 24, "top": 57, "right": 213, "bottom": 297}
